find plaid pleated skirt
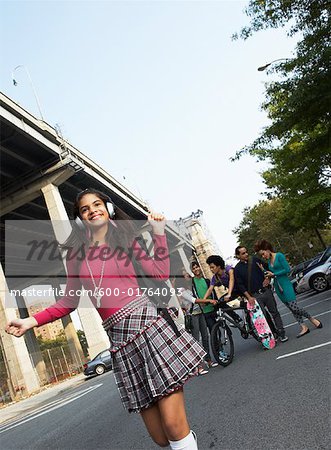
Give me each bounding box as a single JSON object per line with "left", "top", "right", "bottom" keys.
{"left": 102, "top": 295, "right": 206, "bottom": 413}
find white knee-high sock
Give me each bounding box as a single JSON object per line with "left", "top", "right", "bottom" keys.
{"left": 169, "top": 431, "right": 198, "bottom": 450}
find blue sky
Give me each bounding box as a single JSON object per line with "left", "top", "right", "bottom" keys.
{"left": 1, "top": 0, "right": 297, "bottom": 260}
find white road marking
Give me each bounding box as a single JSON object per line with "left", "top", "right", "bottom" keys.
{"left": 0, "top": 383, "right": 103, "bottom": 434}
{"left": 277, "top": 341, "right": 331, "bottom": 360}
{"left": 284, "top": 309, "right": 331, "bottom": 328}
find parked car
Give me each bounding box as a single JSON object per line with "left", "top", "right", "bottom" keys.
{"left": 301, "top": 246, "right": 331, "bottom": 276}
{"left": 290, "top": 256, "right": 320, "bottom": 292}
{"left": 290, "top": 251, "right": 326, "bottom": 292}
{"left": 326, "top": 265, "right": 331, "bottom": 286}
{"left": 289, "top": 256, "right": 322, "bottom": 280}
{"left": 83, "top": 349, "right": 112, "bottom": 376}
{"left": 296, "top": 256, "right": 331, "bottom": 293}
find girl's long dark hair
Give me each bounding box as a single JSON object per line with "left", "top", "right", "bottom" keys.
{"left": 60, "top": 188, "right": 142, "bottom": 258}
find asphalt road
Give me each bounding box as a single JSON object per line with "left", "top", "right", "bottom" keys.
{"left": 1, "top": 290, "right": 330, "bottom": 450}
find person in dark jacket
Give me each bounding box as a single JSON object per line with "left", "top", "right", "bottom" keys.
{"left": 233, "top": 245, "right": 288, "bottom": 342}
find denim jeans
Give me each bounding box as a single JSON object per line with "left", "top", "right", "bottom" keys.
{"left": 191, "top": 313, "right": 211, "bottom": 361}
{"left": 203, "top": 311, "right": 217, "bottom": 333}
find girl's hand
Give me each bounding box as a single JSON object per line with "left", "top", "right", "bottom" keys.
{"left": 5, "top": 317, "right": 38, "bottom": 337}
{"left": 148, "top": 212, "right": 166, "bottom": 235}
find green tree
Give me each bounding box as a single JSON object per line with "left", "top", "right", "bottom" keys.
{"left": 36, "top": 331, "right": 67, "bottom": 351}
{"left": 36, "top": 330, "right": 89, "bottom": 357}
{"left": 233, "top": 198, "right": 330, "bottom": 264}
{"left": 232, "top": 0, "right": 331, "bottom": 243}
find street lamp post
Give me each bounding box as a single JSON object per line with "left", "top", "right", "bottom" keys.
{"left": 257, "top": 58, "right": 292, "bottom": 72}
{"left": 11, "top": 65, "right": 45, "bottom": 121}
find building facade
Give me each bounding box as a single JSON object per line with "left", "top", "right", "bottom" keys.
{"left": 28, "top": 305, "right": 65, "bottom": 341}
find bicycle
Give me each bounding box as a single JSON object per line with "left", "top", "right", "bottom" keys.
{"left": 210, "top": 297, "right": 261, "bottom": 366}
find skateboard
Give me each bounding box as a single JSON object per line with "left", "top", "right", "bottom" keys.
{"left": 246, "top": 300, "right": 276, "bottom": 349}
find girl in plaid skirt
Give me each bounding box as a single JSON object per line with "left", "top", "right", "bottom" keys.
{"left": 6, "top": 188, "right": 204, "bottom": 450}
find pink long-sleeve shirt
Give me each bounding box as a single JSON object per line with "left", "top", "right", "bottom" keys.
{"left": 33, "top": 234, "right": 169, "bottom": 326}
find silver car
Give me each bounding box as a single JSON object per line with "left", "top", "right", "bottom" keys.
{"left": 326, "top": 265, "right": 331, "bottom": 286}
{"left": 83, "top": 349, "right": 112, "bottom": 376}
{"left": 296, "top": 256, "right": 331, "bottom": 293}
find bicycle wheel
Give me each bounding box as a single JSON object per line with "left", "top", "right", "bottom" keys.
{"left": 210, "top": 321, "right": 234, "bottom": 366}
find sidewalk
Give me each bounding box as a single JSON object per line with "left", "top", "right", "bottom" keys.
{"left": 0, "top": 373, "right": 86, "bottom": 425}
